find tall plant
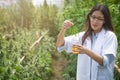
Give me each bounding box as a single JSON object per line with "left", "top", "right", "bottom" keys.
{"left": 39, "top": 0, "right": 59, "bottom": 38}
{"left": 0, "top": 29, "right": 54, "bottom": 80}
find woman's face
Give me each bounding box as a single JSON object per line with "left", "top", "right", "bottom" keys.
{"left": 90, "top": 10, "right": 105, "bottom": 34}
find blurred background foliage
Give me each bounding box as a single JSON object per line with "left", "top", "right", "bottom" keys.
{"left": 0, "top": 0, "right": 120, "bottom": 80}
{"left": 0, "top": 0, "right": 57, "bottom": 80}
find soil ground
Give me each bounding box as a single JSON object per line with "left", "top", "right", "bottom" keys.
{"left": 51, "top": 53, "right": 67, "bottom": 80}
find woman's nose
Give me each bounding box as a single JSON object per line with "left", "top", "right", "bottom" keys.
{"left": 93, "top": 18, "right": 98, "bottom": 23}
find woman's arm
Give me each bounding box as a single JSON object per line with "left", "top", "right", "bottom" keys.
{"left": 56, "top": 28, "right": 66, "bottom": 47}
{"left": 56, "top": 20, "right": 74, "bottom": 47}
{"left": 85, "top": 48, "right": 103, "bottom": 65}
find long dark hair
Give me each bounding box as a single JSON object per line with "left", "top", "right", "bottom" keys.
{"left": 82, "top": 4, "right": 114, "bottom": 45}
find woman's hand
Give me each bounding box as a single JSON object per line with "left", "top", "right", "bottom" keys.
{"left": 72, "top": 45, "right": 87, "bottom": 54}
{"left": 62, "top": 20, "right": 74, "bottom": 30}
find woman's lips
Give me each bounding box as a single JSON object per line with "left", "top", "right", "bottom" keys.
{"left": 92, "top": 24, "right": 98, "bottom": 27}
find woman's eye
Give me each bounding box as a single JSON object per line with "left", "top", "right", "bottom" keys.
{"left": 98, "top": 18, "right": 104, "bottom": 21}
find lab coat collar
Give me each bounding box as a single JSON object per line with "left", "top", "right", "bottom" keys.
{"left": 92, "top": 28, "right": 106, "bottom": 52}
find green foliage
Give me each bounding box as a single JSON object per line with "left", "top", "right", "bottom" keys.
{"left": 0, "top": 8, "right": 7, "bottom": 27}
{"left": 0, "top": 0, "right": 61, "bottom": 80}
{"left": 16, "top": 0, "right": 34, "bottom": 28}
{"left": 0, "top": 0, "right": 59, "bottom": 38}
{"left": 38, "top": 0, "right": 59, "bottom": 38}
{"left": 62, "top": 53, "right": 77, "bottom": 80}
{"left": 0, "top": 0, "right": 35, "bottom": 31}
{"left": 0, "top": 0, "right": 60, "bottom": 79}
{"left": 0, "top": 28, "right": 55, "bottom": 80}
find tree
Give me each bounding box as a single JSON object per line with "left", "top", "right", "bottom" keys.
{"left": 39, "top": 0, "right": 59, "bottom": 37}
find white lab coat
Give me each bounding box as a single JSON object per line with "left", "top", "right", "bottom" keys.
{"left": 58, "top": 28, "right": 118, "bottom": 80}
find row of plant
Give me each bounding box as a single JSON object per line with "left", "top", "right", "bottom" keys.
{"left": 0, "top": 28, "right": 55, "bottom": 80}
{"left": 0, "top": 0, "right": 58, "bottom": 80}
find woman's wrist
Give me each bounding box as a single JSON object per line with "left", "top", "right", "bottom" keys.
{"left": 84, "top": 47, "right": 90, "bottom": 54}
{"left": 61, "top": 27, "right": 67, "bottom": 32}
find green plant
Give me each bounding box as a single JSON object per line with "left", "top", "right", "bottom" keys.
{"left": 0, "top": 28, "right": 55, "bottom": 80}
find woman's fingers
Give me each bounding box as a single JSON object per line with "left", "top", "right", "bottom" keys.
{"left": 72, "top": 45, "right": 83, "bottom": 54}
{"left": 62, "top": 20, "right": 74, "bottom": 30}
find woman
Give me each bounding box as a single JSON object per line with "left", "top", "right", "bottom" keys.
{"left": 56, "top": 4, "right": 118, "bottom": 80}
